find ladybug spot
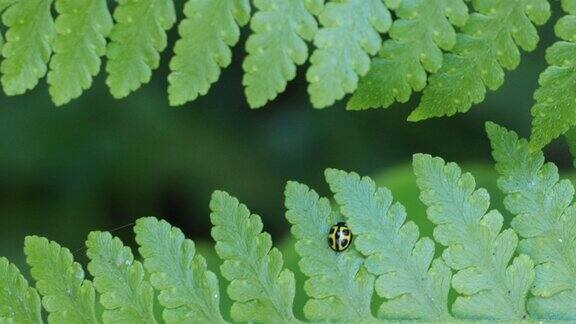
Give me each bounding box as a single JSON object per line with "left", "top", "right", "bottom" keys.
{"left": 341, "top": 239, "right": 348, "bottom": 246}
{"left": 328, "top": 237, "right": 334, "bottom": 246}
{"left": 342, "top": 229, "right": 350, "bottom": 235}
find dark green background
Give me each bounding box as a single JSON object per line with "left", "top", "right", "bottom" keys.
{"left": 0, "top": 2, "right": 573, "bottom": 317}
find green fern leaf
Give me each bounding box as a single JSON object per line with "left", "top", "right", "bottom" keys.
{"left": 413, "top": 154, "right": 535, "bottom": 320}
{"left": 530, "top": 0, "right": 576, "bottom": 149}
{"left": 168, "top": 0, "right": 250, "bottom": 106}
{"left": 1, "top": 0, "right": 56, "bottom": 95}
{"left": 0, "top": 0, "right": 16, "bottom": 14}
{"left": 24, "top": 236, "right": 98, "bottom": 324}
{"left": 348, "top": 0, "right": 468, "bottom": 110}
{"left": 106, "top": 0, "right": 176, "bottom": 98}
{"left": 487, "top": 122, "right": 576, "bottom": 319}
{"left": 0, "top": 0, "right": 17, "bottom": 43}
{"left": 86, "top": 231, "right": 157, "bottom": 323}
{"left": 284, "top": 181, "right": 375, "bottom": 322}
{"left": 210, "top": 191, "right": 298, "bottom": 323}
{"left": 0, "top": 257, "right": 42, "bottom": 324}
{"left": 47, "top": 0, "right": 113, "bottom": 106}
{"left": 242, "top": 0, "right": 321, "bottom": 108}
{"left": 307, "top": 0, "right": 394, "bottom": 108}
{"left": 134, "top": 217, "right": 226, "bottom": 324}
{"left": 408, "top": 0, "right": 550, "bottom": 121}
{"left": 325, "top": 169, "right": 453, "bottom": 321}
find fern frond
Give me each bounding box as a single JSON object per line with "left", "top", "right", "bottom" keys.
{"left": 325, "top": 169, "right": 453, "bottom": 321}
{"left": 408, "top": 0, "right": 551, "bottom": 121}
{"left": 24, "top": 236, "right": 98, "bottom": 324}
{"left": 284, "top": 182, "right": 375, "bottom": 322}
{"left": 210, "top": 191, "right": 298, "bottom": 323}
{"left": 413, "top": 154, "right": 535, "bottom": 320}
{"left": 106, "top": 0, "right": 176, "bottom": 98}
{"left": 134, "top": 217, "right": 226, "bottom": 324}
{"left": 0, "top": 257, "right": 42, "bottom": 324}
{"left": 242, "top": 0, "right": 321, "bottom": 108}
{"left": 47, "top": 0, "right": 113, "bottom": 106}
{"left": 307, "top": 0, "right": 394, "bottom": 108}
{"left": 487, "top": 122, "right": 576, "bottom": 319}
{"left": 1, "top": 0, "right": 56, "bottom": 95}
{"left": 86, "top": 231, "right": 157, "bottom": 323}
{"left": 348, "top": 0, "right": 468, "bottom": 110}
{"left": 530, "top": 0, "right": 576, "bottom": 149}
{"left": 168, "top": 0, "right": 250, "bottom": 106}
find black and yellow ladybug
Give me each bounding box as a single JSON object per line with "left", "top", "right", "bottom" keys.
{"left": 328, "top": 222, "right": 352, "bottom": 252}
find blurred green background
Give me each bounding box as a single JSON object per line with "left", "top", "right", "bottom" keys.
{"left": 1, "top": 1, "right": 575, "bottom": 319}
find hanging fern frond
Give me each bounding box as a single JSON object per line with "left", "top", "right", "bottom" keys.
{"left": 530, "top": 0, "right": 576, "bottom": 149}
{"left": 168, "top": 0, "right": 250, "bottom": 106}
{"left": 284, "top": 181, "right": 375, "bottom": 322}
{"left": 306, "top": 0, "right": 395, "bottom": 108}
{"left": 24, "top": 236, "right": 98, "bottom": 324}
{"left": 348, "top": 0, "right": 468, "bottom": 110}
{"left": 414, "top": 154, "right": 535, "bottom": 320}
{"left": 48, "top": 0, "right": 112, "bottom": 106}
{"left": 1, "top": 0, "right": 55, "bottom": 96}
{"left": 86, "top": 231, "right": 157, "bottom": 323}
{"left": 0, "top": 257, "right": 42, "bottom": 324}
{"left": 134, "top": 217, "right": 226, "bottom": 324}
{"left": 210, "top": 191, "right": 298, "bottom": 323}
{"left": 325, "top": 169, "right": 453, "bottom": 321}
{"left": 242, "top": 0, "right": 321, "bottom": 108}
{"left": 408, "top": 0, "right": 551, "bottom": 121}
{"left": 106, "top": 0, "right": 176, "bottom": 98}
{"left": 488, "top": 122, "right": 576, "bottom": 320}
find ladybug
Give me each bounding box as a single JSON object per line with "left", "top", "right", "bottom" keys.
{"left": 327, "top": 222, "right": 352, "bottom": 252}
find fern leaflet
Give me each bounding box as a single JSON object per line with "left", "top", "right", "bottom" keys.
{"left": 1, "top": 0, "right": 56, "bottom": 95}
{"left": 413, "top": 154, "right": 535, "bottom": 320}
{"left": 408, "top": 0, "right": 551, "bottom": 121}
{"left": 348, "top": 0, "right": 468, "bottom": 110}
{"left": 284, "top": 181, "right": 375, "bottom": 322}
{"left": 0, "top": 0, "right": 17, "bottom": 49}
{"left": 307, "top": 0, "right": 394, "bottom": 108}
{"left": 86, "top": 231, "right": 157, "bottom": 323}
{"left": 47, "top": 0, "right": 113, "bottom": 106}
{"left": 0, "top": 257, "right": 42, "bottom": 324}
{"left": 106, "top": 0, "right": 176, "bottom": 98}
{"left": 0, "top": 0, "right": 15, "bottom": 16}
{"left": 530, "top": 0, "right": 576, "bottom": 149}
{"left": 242, "top": 0, "right": 321, "bottom": 108}
{"left": 168, "top": 0, "right": 250, "bottom": 106}
{"left": 210, "top": 191, "right": 298, "bottom": 323}
{"left": 325, "top": 169, "right": 453, "bottom": 321}
{"left": 24, "top": 236, "right": 98, "bottom": 324}
{"left": 134, "top": 217, "right": 226, "bottom": 323}
{"left": 488, "top": 122, "right": 576, "bottom": 319}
